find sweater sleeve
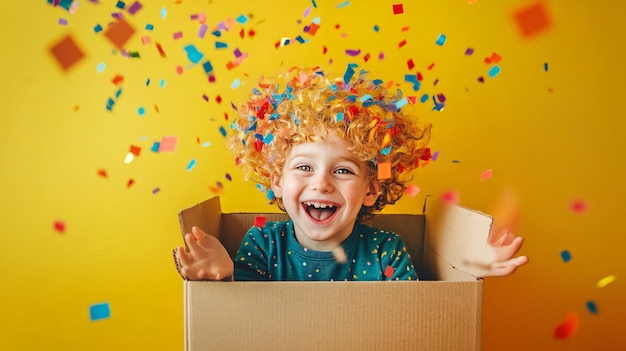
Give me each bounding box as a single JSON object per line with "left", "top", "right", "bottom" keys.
{"left": 233, "top": 226, "right": 271, "bottom": 281}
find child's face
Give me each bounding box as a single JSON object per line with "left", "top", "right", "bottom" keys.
{"left": 271, "top": 133, "right": 380, "bottom": 251}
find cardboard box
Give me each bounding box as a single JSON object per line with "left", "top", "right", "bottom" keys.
{"left": 178, "top": 196, "right": 493, "bottom": 351}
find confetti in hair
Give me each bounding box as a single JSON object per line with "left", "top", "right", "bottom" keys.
{"left": 227, "top": 65, "right": 432, "bottom": 221}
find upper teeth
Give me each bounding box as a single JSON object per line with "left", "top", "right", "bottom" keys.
{"left": 304, "top": 201, "right": 335, "bottom": 209}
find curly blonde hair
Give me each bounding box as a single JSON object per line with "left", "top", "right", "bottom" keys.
{"left": 227, "top": 65, "right": 432, "bottom": 222}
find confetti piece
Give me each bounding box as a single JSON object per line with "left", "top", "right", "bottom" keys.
{"left": 225, "top": 173, "right": 232, "bottom": 181}
{"left": 514, "top": 1, "right": 551, "bottom": 38}
{"left": 597, "top": 275, "right": 616, "bottom": 288}
{"left": 544, "top": 62, "right": 549, "bottom": 71}
{"left": 384, "top": 265, "right": 395, "bottom": 278}
{"left": 392, "top": 3, "right": 404, "bottom": 15}
{"left": 345, "top": 49, "right": 361, "bottom": 56}
{"left": 186, "top": 159, "right": 197, "bottom": 171}
{"left": 333, "top": 247, "right": 347, "bottom": 264}
{"left": 127, "top": 179, "right": 135, "bottom": 188}
{"left": 50, "top": 34, "right": 85, "bottom": 70}
{"left": 127, "top": 1, "right": 143, "bottom": 15}
{"left": 124, "top": 152, "right": 134, "bottom": 164}
{"left": 129, "top": 145, "right": 141, "bottom": 156}
{"left": 173, "top": 31, "right": 183, "bottom": 40}
{"left": 465, "top": 47, "right": 474, "bottom": 55}
{"left": 560, "top": 250, "right": 571, "bottom": 263}
{"left": 58, "top": 18, "right": 68, "bottom": 26}
{"left": 431, "top": 151, "right": 439, "bottom": 161}
{"left": 160, "top": 7, "right": 167, "bottom": 20}
{"left": 484, "top": 52, "right": 502, "bottom": 64}
{"left": 152, "top": 187, "right": 160, "bottom": 194}
{"left": 553, "top": 312, "right": 578, "bottom": 339}
{"left": 96, "top": 63, "right": 106, "bottom": 73}
{"left": 405, "top": 184, "right": 420, "bottom": 197}
{"left": 97, "top": 169, "right": 108, "bottom": 178}
{"left": 104, "top": 18, "right": 135, "bottom": 50}
{"left": 158, "top": 136, "right": 178, "bottom": 152}
{"left": 94, "top": 24, "right": 103, "bottom": 33}
{"left": 377, "top": 162, "right": 391, "bottom": 179}
{"left": 441, "top": 190, "right": 459, "bottom": 205}
{"left": 336, "top": 1, "right": 350, "bottom": 9}
{"left": 231, "top": 78, "right": 241, "bottom": 89}
{"left": 435, "top": 33, "right": 446, "bottom": 46}
{"left": 219, "top": 126, "right": 227, "bottom": 137}
{"left": 254, "top": 216, "right": 266, "bottom": 227}
{"left": 53, "top": 220, "right": 66, "bottom": 233}
{"left": 570, "top": 199, "right": 588, "bottom": 213}
{"left": 488, "top": 65, "right": 501, "bottom": 78}
{"left": 89, "top": 302, "right": 111, "bottom": 321}
{"left": 480, "top": 169, "right": 493, "bottom": 181}
{"left": 155, "top": 43, "right": 167, "bottom": 57}
{"left": 138, "top": 106, "right": 145, "bottom": 116}
{"left": 586, "top": 300, "right": 598, "bottom": 314}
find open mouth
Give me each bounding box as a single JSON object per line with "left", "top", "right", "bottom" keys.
{"left": 302, "top": 201, "right": 339, "bottom": 222}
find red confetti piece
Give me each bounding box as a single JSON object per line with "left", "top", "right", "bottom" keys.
{"left": 484, "top": 52, "right": 502, "bottom": 64}
{"left": 155, "top": 42, "right": 167, "bottom": 57}
{"left": 398, "top": 39, "right": 407, "bottom": 48}
{"left": 570, "top": 199, "right": 588, "bottom": 213}
{"left": 553, "top": 312, "right": 578, "bottom": 339}
{"left": 97, "top": 169, "right": 108, "bottom": 178}
{"left": 127, "top": 179, "right": 135, "bottom": 188}
{"left": 363, "top": 53, "right": 371, "bottom": 62}
{"left": 480, "top": 169, "right": 493, "bottom": 181}
{"left": 254, "top": 216, "right": 266, "bottom": 227}
{"left": 111, "top": 74, "right": 124, "bottom": 85}
{"left": 53, "top": 220, "right": 66, "bottom": 234}
{"left": 392, "top": 3, "right": 404, "bottom": 15}
{"left": 514, "top": 1, "right": 551, "bottom": 38}
{"left": 427, "top": 62, "right": 435, "bottom": 70}
{"left": 407, "top": 59, "right": 415, "bottom": 70}
{"left": 384, "top": 265, "right": 395, "bottom": 278}
{"left": 441, "top": 190, "right": 459, "bottom": 205}
{"left": 129, "top": 145, "right": 141, "bottom": 156}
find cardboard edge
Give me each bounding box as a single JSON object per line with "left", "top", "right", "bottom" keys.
{"left": 423, "top": 196, "right": 493, "bottom": 280}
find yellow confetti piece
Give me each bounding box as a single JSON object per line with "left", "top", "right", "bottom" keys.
{"left": 597, "top": 275, "right": 616, "bottom": 288}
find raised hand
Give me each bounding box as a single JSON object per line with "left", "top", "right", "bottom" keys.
{"left": 174, "top": 226, "right": 234, "bottom": 281}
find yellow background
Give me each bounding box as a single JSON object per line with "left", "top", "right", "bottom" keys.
{"left": 1, "top": 1, "right": 624, "bottom": 350}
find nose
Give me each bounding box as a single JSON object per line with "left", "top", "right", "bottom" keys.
{"left": 309, "top": 172, "right": 334, "bottom": 193}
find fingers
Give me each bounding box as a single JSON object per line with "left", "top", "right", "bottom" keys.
{"left": 486, "top": 255, "right": 529, "bottom": 277}
{"left": 494, "top": 236, "right": 524, "bottom": 261}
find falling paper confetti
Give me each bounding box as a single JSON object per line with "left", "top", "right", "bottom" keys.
{"left": 570, "top": 199, "right": 588, "bottom": 213}
{"left": 254, "top": 216, "right": 266, "bottom": 227}
{"left": 89, "top": 302, "right": 111, "bottom": 321}
{"left": 384, "top": 265, "right": 395, "bottom": 278}
{"left": 49, "top": 34, "right": 85, "bottom": 70}
{"left": 104, "top": 18, "right": 136, "bottom": 49}
{"left": 560, "top": 250, "right": 571, "bottom": 263}
{"left": 158, "top": 136, "right": 178, "bottom": 152}
{"left": 514, "top": 1, "right": 551, "bottom": 38}
{"left": 553, "top": 312, "right": 578, "bottom": 339}
{"left": 586, "top": 300, "right": 598, "bottom": 314}
{"left": 441, "top": 190, "right": 459, "bottom": 205}
{"left": 53, "top": 220, "right": 66, "bottom": 234}
{"left": 480, "top": 169, "right": 493, "bottom": 181}
{"left": 405, "top": 184, "right": 420, "bottom": 197}
{"left": 392, "top": 3, "right": 404, "bottom": 15}
{"left": 596, "top": 275, "right": 616, "bottom": 288}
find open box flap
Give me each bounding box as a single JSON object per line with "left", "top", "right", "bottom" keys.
{"left": 423, "top": 196, "right": 494, "bottom": 280}
{"left": 178, "top": 197, "right": 222, "bottom": 249}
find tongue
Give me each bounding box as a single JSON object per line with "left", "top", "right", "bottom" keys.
{"left": 309, "top": 207, "right": 333, "bottom": 221}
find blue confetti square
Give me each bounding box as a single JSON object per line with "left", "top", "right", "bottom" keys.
{"left": 89, "top": 302, "right": 110, "bottom": 321}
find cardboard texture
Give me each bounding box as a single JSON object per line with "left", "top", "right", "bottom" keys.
{"left": 178, "top": 196, "right": 491, "bottom": 351}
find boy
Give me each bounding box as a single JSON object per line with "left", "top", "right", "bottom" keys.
{"left": 174, "top": 66, "right": 528, "bottom": 281}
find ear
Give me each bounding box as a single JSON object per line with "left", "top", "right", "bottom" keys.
{"left": 363, "top": 181, "right": 381, "bottom": 207}
{"left": 270, "top": 174, "right": 283, "bottom": 199}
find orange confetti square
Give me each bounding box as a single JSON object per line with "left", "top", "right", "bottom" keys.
{"left": 480, "top": 169, "right": 493, "bottom": 181}
{"left": 514, "top": 1, "right": 551, "bottom": 38}
{"left": 129, "top": 145, "right": 141, "bottom": 156}
{"left": 104, "top": 18, "right": 136, "bottom": 49}
{"left": 553, "top": 312, "right": 578, "bottom": 339}
{"left": 50, "top": 34, "right": 85, "bottom": 71}
{"left": 377, "top": 162, "right": 391, "bottom": 179}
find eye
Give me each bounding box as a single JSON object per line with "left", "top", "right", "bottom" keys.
{"left": 335, "top": 168, "right": 355, "bottom": 175}
{"left": 295, "top": 165, "right": 312, "bottom": 172}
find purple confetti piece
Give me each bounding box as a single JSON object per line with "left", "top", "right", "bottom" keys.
{"left": 225, "top": 173, "right": 232, "bottom": 181}
{"left": 345, "top": 49, "right": 361, "bottom": 56}
{"left": 431, "top": 151, "right": 440, "bottom": 161}
{"left": 378, "top": 52, "right": 385, "bottom": 60}
{"left": 152, "top": 187, "right": 161, "bottom": 194}
{"left": 198, "top": 24, "right": 208, "bottom": 38}
{"left": 173, "top": 31, "right": 183, "bottom": 40}
{"left": 127, "top": 1, "right": 143, "bottom": 15}
{"left": 58, "top": 18, "right": 68, "bottom": 26}
{"left": 477, "top": 76, "right": 485, "bottom": 83}
{"left": 465, "top": 47, "right": 474, "bottom": 55}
